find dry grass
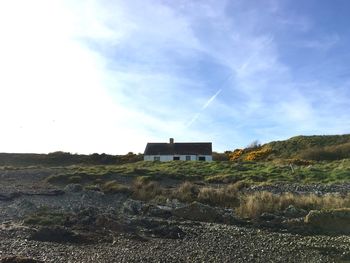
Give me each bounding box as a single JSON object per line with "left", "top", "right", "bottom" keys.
{"left": 174, "top": 182, "right": 199, "bottom": 202}
{"left": 173, "top": 181, "right": 249, "bottom": 207}
{"left": 100, "top": 180, "right": 131, "bottom": 194}
{"left": 197, "top": 184, "right": 241, "bottom": 207}
{"left": 131, "top": 178, "right": 164, "bottom": 201}
{"left": 236, "top": 191, "right": 350, "bottom": 218}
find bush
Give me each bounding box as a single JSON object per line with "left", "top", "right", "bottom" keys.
{"left": 244, "top": 147, "right": 272, "bottom": 161}
{"left": 229, "top": 149, "right": 244, "bottom": 161}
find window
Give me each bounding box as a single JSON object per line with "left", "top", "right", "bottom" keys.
{"left": 198, "top": 156, "right": 206, "bottom": 161}
{"left": 173, "top": 156, "right": 180, "bottom": 161}
{"left": 154, "top": 156, "right": 160, "bottom": 161}
{"left": 186, "top": 156, "right": 191, "bottom": 161}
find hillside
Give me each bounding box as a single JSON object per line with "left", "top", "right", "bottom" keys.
{"left": 264, "top": 134, "right": 350, "bottom": 160}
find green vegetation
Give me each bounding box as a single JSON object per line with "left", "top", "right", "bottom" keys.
{"left": 24, "top": 209, "right": 68, "bottom": 226}
{"left": 43, "top": 158, "right": 350, "bottom": 186}
{"left": 266, "top": 134, "right": 350, "bottom": 160}
{"left": 0, "top": 151, "right": 143, "bottom": 167}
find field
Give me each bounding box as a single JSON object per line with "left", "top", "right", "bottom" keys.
{"left": 39, "top": 158, "right": 350, "bottom": 185}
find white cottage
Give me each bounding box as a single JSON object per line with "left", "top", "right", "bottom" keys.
{"left": 144, "top": 138, "right": 212, "bottom": 162}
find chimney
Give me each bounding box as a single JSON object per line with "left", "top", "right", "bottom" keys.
{"left": 169, "top": 138, "right": 174, "bottom": 144}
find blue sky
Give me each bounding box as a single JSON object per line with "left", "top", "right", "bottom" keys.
{"left": 0, "top": 0, "right": 350, "bottom": 154}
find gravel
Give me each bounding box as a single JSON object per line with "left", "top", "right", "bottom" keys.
{"left": 1, "top": 169, "right": 350, "bottom": 262}
{"left": 246, "top": 183, "right": 350, "bottom": 195}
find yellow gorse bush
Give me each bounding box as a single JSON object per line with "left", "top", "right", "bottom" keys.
{"left": 244, "top": 147, "right": 272, "bottom": 161}
{"left": 229, "top": 149, "right": 244, "bottom": 161}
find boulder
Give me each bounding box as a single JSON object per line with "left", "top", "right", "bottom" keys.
{"left": 305, "top": 208, "right": 350, "bottom": 234}
{"left": 172, "top": 201, "right": 223, "bottom": 223}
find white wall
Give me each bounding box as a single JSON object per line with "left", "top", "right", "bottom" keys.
{"left": 144, "top": 155, "right": 212, "bottom": 162}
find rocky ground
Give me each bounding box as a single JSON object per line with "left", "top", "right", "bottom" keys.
{"left": 1, "top": 168, "right": 350, "bottom": 262}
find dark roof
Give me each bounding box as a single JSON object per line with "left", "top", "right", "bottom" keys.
{"left": 144, "top": 142, "right": 212, "bottom": 155}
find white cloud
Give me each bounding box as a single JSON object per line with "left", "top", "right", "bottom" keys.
{"left": 0, "top": 0, "right": 349, "bottom": 153}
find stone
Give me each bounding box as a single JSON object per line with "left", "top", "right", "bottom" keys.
{"left": 122, "top": 199, "right": 143, "bottom": 215}
{"left": 172, "top": 201, "right": 223, "bottom": 223}
{"left": 146, "top": 205, "right": 172, "bottom": 219}
{"left": 283, "top": 205, "right": 308, "bottom": 218}
{"left": 305, "top": 208, "right": 350, "bottom": 234}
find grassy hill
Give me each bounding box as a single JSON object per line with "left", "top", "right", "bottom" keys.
{"left": 264, "top": 134, "right": 350, "bottom": 160}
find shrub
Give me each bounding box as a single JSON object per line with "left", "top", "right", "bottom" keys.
{"left": 244, "top": 147, "right": 272, "bottom": 161}
{"left": 229, "top": 149, "right": 244, "bottom": 161}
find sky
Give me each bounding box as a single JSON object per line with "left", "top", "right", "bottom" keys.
{"left": 1, "top": 0, "right": 350, "bottom": 154}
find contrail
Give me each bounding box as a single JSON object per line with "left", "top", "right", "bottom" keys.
{"left": 185, "top": 89, "right": 222, "bottom": 127}
{"left": 185, "top": 73, "right": 233, "bottom": 128}
{"left": 186, "top": 112, "right": 201, "bottom": 128}
{"left": 201, "top": 89, "right": 222, "bottom": 110}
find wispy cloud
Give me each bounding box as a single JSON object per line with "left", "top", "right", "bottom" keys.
{"left": 296, "top": 34, "right": 340, "bottom": 51}
{"left": 1, "top": 0, "right": 349, "bottom": 153}
{"left": 186, "top": 88, "right": 222, "bottom": 127}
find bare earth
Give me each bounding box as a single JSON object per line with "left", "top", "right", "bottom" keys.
{"left": 1, "top": 168, "right": 350, "bottom": 263}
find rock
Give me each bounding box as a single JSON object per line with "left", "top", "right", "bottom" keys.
{"left": 166, "top": 198, "right": 183, "bottom": 209}
{"left": 305, "top": 208, "right": 350, "bottom": 234}
{"left": 133, "top": 218, "right": 185, "bottom": 239}
{"left": 283, "top": 205, "right": 308, "bottom": 218}
{"left": 29, "top": 226, "right": 88, "bottom": 243}
{"left": 145, "top": 205, "right": 172, "bottom": 219}
{"left": 95, "top": 215, "right": 124, "bottom": 232}
{"left": 260, "top": 212, "right": 279, "bottom": 221}
{"left": 0, "top": 256, "right": 44, "bottom": 263}
{"left": 172, "top": 201, "right": 223, "bottom": 223}
{"left": 64, "top": 184, "right": 83, "bottom": 193}
{"left": 144, "top": 224, "right": 185, "bottom": 239}
{"left": 122, "top": 199, "right": 143, "bottom": 215}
